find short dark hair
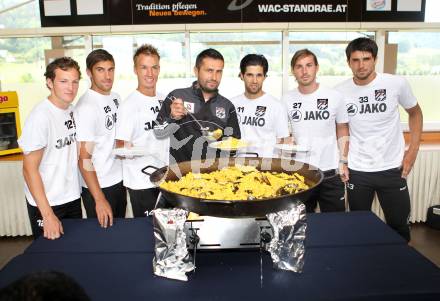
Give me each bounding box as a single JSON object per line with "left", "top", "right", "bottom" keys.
{"left": 345, "top": 37, "right": 378, "bottom": 60}
{"left": 133, "top": 44, "right": 160, "bottom": 65}
{"left": 290, "top": 49, "right": 318, "bottom": 69}
{"left": 239, "top": 54, "right": 269, "bottom": 76}
{"left": 44, "top": 57, "right": 81, "bottom": 82}
{"left": 86, "top": 49, "right": 114, "bottom": 70}
{"left": 0, "top": 271, "right": 91, "bottom": 301}
{"left": 195, "top": 48, "right": 224, "bottom": 69}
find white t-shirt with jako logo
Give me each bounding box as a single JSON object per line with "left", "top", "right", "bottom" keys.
{"left": 115, "top": 90, "right": 169, "bottom": 190}
{"left": 282, "top": 85, "right": 348, "bottom": 171}
{"left": 74, "top": 89, "right": 122, "bottom": 188}
{"left": 231, "top": 93, "right": 289, "bottom": 158}
{"left": 335, "top": 73, "right": 417, "bottom": 172}
{"left": 18, "top": 99, "right": 80, "bottom": 207}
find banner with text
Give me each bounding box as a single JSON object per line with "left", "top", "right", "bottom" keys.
{"left": 39, "top": 0, "right": 425, "bottom": 27}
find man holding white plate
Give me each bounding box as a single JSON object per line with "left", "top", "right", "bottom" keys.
{"left": 281, "top": 49, "right": 349, "bottom": 213}
{"left": 115, "top": 44, "right": 169, "bottom": 217}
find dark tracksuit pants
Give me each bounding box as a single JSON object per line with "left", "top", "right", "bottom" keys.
{"left": 81, "top": 181, "right": 127, "bottom": 218}
{"left": 346, "top": 167, "right": 411, "bottom": 242}
{"left": 27, "top": 199, "right": 82, "bottom": 238}
{"left": 305, "top": 169, "right": 346, "bottom": 213}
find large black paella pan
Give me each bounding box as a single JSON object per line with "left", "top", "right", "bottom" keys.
{"left": 142, "top": 157, "right": 323, "bottom": 217}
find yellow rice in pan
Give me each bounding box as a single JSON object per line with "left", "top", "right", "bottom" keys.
{"left": 160, "top": 165, "right": 309, "bottom": 201}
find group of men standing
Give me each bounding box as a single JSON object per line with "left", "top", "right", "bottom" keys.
{"left": 18, "top": 37, "right": 422, "bottom": 242}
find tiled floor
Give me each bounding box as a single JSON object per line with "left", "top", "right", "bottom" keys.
{"left": 0, "top": 236, "right": 33, "bottom": 270}
{"left": 0, "top": 223, "right": 439, "bottom": 271}
{"left": 410, "top": 223, "right": 440, "bottom": 267}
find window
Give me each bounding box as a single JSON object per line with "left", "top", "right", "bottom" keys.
{"left": 190, "top": 31, "right": 282, "bottom": 99}
{"left": 0, "top": 35, "right": 88, "bottom": 123}
{"left": 0, "top": 29, "right": 438, "bottom": 130}
{"left": 287, "top": 32, "right": 374, "bottom": 90}
{"left": 388, "top": 32, "right": 440, "bottom": 124}
{"left": 425, "top": 0, "right": 440, "bottom": 22}
{"left": 0, "top": 0, "right": 41, "bottom": 29}
{"left": 92, "top": 33, "right": 186, "bottom": 99}
{"left": 0, "top": 36, "right": 50, "bottom": 121}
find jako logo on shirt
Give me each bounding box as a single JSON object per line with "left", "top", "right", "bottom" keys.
{"left": 359, "top": 102, "right": 387, "bottom": 114}
{"left": 295, "top": 99, "right": 330, "bottom": 121}
{"left": 289, "top": 110, "right": 302, "bottom": 122}
{"left": 113, "top": 98, "right": 120, "bottom": 108}
{"left": 353, "top": 95, "right": 387, "bottom": 115}
{"left": 55, "top": 133, "right": 76, "bottom": 149}
{"left": 346, "top": 103, "right": 358, "bottom": 116}
{"left": 241, "top": 115, "right": 266, "bottom": 127}
{"left": 241, "top": 106, "right": 266, "bottom": 127}
{"left": 144, "top": 120, "right": 157, "bottom": 131}
{"left": 304, "top": 110, "right": 329, "bottom": 120}
{"left": 103, "top": 105, "right": 117, "bottom": 129}
{"left": 105, "top": 115, "right": 115, "bottom": 130}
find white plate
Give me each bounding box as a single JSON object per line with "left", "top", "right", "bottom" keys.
{"left": 112, "top": 147, "right": 149, "bottom": 157}
{"left": 273, "top": 144, "right": 310, "bottom": 153}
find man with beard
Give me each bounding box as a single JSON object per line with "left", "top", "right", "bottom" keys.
{"left": 231, "top": 54, "right": 289, "bottom": 158}
{"left": 335, "top": 38, "right": 423, "bottom": 241}
{"left": 155, "top": 48, "right": 240, "bottom": 163}
{"left": 282, "top": 49, "right": 349, "bottom": 213}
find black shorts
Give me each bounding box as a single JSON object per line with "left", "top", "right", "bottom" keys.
{"left": 305, "top": 169, "right": 346, "bottom": 213}
{"left": 127, "top": 187, "right": 160, "bottom": 217}
{"left": 27, "top": 198, "right": 82, "bottom": 238}
{"left": 81, "top": 181, "right": 127, "bottom": 218}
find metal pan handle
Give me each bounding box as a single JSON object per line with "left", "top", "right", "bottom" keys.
{"left": 141, "top": 165, "right": 159, "bottom": 176}
{"left": 235, "top": 152, "right": 259, "bottom": 158}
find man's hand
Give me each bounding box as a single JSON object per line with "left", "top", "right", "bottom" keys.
{"left": 401, "top": 149, "right": 418, "bottom": 178}
{"left": 339, "top": 163, "right": 349, "bottom": 183}
{"left": 95, "top": 198, "right": 113, "bottom": 228}
{"left": 42, "top": 214, "right": 64, "bottom": 240}
{"left": 170, "top": 98, "right": 186, "bottom": 120}
{"left": 23, "top": 149, "right": 64, "bottom": 240}
{"left": 402, "top": 104, "right": 422, "bottom": 178}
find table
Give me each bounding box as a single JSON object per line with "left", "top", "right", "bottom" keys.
{"left": 1, "top": 212, "right": 439, "bottom": 301}
{"left": 24, "top": 211, "right": 404, "bottom": 254}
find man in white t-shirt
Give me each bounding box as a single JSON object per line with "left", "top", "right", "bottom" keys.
{"left": 74, "top": 49, "right": 126, "bottom": 228}
{"left": 18, "top": 57, "right": 82, "bottom": 240}
{"left": 115, "top": 44, "right": 169, "bottom": 217}
{"left": 282, "top": 49, "right": 349, "bottom": 213}
{"left": 335, "top": 38, "right": 423, "bottom": 241}
{"left": 231, "top": 54, "right": 289, "bottom": 157}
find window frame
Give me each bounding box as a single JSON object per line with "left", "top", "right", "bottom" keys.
{"left": 1, "top": 23, "right": 440, "bottom": 131}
